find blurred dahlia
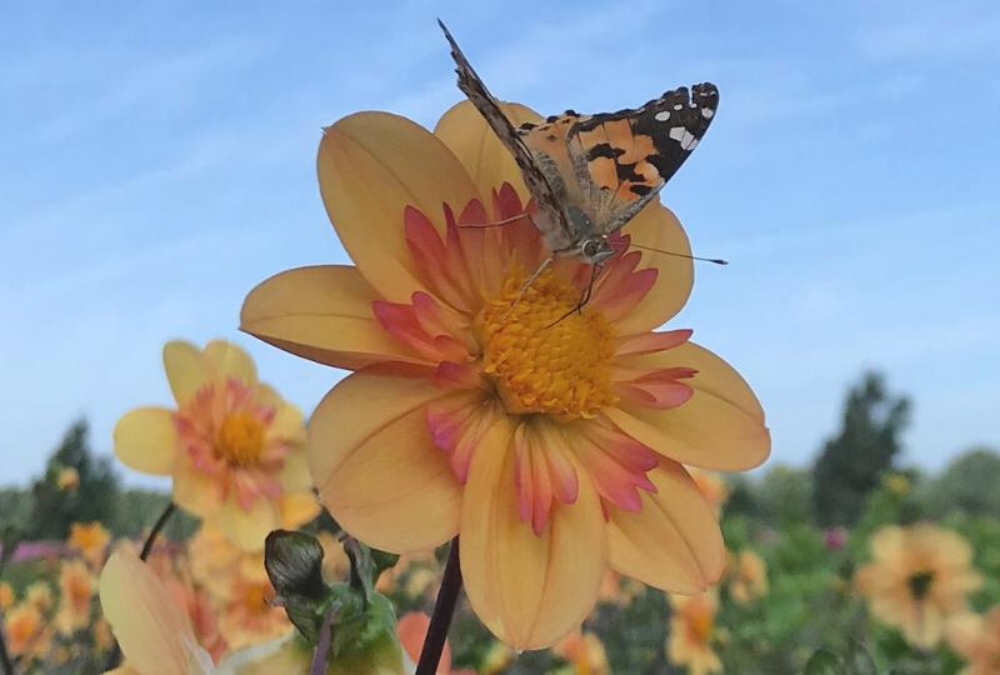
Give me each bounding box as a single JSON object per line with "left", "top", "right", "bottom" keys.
{"left": 552, "top": 630, "right": 610, "bottom": 675}
{"left": 55, "top": 558, "right": 95, "bottom": 635}
{"left": 727, "top": 549, "right": 768, "bottom": 606}
{"left": 114, "top": 340, "right": 319, "bottom": 550}
{"left": 856, "top": 522, "right": 982, "bottom": 649}
{"left": 5, "top": 601, "right": 49, "bottom": 660}
{"left": 241, "top": 102, "right": 769, "bottom": 648}
{"left": 667, "top": 590, "right": 722, "bottom": 675}
{"left": 68, "top": 520, "right": 111, "bottom": 567}
{"left": 947, "top": 607, "right": 1000, "bottom": 675}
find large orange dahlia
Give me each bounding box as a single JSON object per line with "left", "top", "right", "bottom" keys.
{"left": 241, "top": 101, "right": 770, "bottom": 649}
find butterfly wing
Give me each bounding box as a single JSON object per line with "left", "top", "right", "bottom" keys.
{"left": 568, "top": 84, "right": 719, "bottom": 234}
{"left": 439, "top": 21, "right": 576, "bottom": 252}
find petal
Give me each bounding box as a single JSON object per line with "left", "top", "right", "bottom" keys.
{"left": 606, "top": 460, "right": 725, "bottom": 592}
{"left": 172, "top": 464, "right": 223, "bottom": 518}
{"left": 606, "top": 342, "right": 770, "bottom": 471}
{"left": 396, "top": 612, "right": 453, "bottom": 672}
{"left": 99, "top": 551, "right": 212, "bottom": 675}
{"left": 242, "top": 265, "right": 428, "bottom": 371}
{"left": 318, "top": 112, "right": 479, "bottom": 304}
{"left": 114, "top": 407, "right": 178, "bottom": 476}
{"left": 434, "top": 100, "right": 543, "bottom": 203}
{"left": 204, "top": 340, "right": 257, "bottom": 388}
{"left": 308, "top": 371, "right": 462, "bottom": 553}
{"left": 278, "top": 449, "right": 313, "bottom": 493}
{"left": 278, "top": 492, "right": 321, "bottom": 530}
{"left": 615, "top": 203, "right": 694, "bottom": 334}
{"left": 163, "top": 340, "right": 210, "bottom": 406}
{"left": 461, "top": 419, "right": 607, "bottom": 650}
{"left": 213, "top": 496, "right": 278, "bottom": 552}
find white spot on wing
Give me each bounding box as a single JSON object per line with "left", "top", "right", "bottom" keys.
{"left": 673, "top": 103, "right": 683, "bottom": 111}
{"left": 669, "top": 126, "right": 698, "bottom": 150}
{"left": 654, "top": 111, "right": 671, "bottom": 122}
{"left": 702, "top": 107, "right": 714, "bottom": 119}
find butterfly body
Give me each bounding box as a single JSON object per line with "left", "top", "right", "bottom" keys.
{"left": 439, "top": 20, "right": 718, "bottom": 264}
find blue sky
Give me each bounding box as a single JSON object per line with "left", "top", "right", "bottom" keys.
{"left": 2, "top": 1, "right": 998, "bottom": 488}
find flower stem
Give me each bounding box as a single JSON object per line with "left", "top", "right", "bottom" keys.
{"left": 139, "top": 501, "right": 176, "bottom": 561}
{"left": 416, "top": 537, "right": 462, "bottom": 675}
{"left": 310, "top": 603, "right": 339, "bottom": 675}
{"left": 103, "top": 501, "right": 177, "bottom": 670}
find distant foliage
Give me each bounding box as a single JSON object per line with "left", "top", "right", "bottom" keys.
{"left": 757, "top": 465, "right": 815, "bottom": 526}
{"left": 922, "top": 446, "right": 1000, "bottom": 519}
{"left": 28, "top": 419, "right": 120, "bottom": 539}
{"left": 812, "top": 372, "right": 911, "bottom": 527}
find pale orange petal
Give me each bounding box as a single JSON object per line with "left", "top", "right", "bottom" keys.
{"left": 318, "top": 112, "right": 479, "bottom": 303}
{"left": 213, "top": 496, "right": 278, "bottom": 552}
{"left": 606, "top": 460, "right": 725, "bottom": 592}
{"left": 461, "top": 419, "right": 607, "bottom": 650}
{"left": 397, "top": 612, "right": 453, "bottom": 673}
{"left": 172, "top": 463, "right": 223, "bottom": 518}
{"left": 114, "top": 407, "right": 178, "bottom": 476}
{"left": 278, "top": 449, "right": 312, "bottom": 493}
{"left": 278, "top": 492, "right": 321, "bottom": 530}
{"left": 241, "top": 265, "right": 428, "bottom": 370}
{"left": 615, "top": 202, "right": 694, "bottom": 334}
{"left": 163, "top": 340, "right": 210, "bottom": 406}
{"left": 607, "top": 342, "right": 769, "bottom": 471}
{"left": 434, "top": 100, "right": 543, "bottom": 203}
{"left": 308, "top": 371, "right": 462, "bottom": 553}
{"left": 203, "top": 340, "right": 258, "bottom": 388}
{"left": 99, "top": 551, "right": 213, "bottom": 675}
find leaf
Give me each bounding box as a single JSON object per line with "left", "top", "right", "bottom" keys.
{"left": 804, "top": 648, "right": 844, "bottom": 675}
{"left": 847, "top": 639, "right": 878, "bottom": 675}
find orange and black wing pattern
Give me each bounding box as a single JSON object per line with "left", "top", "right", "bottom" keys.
{"left": 567, "top": 84, "right": 719, "bottom": 233}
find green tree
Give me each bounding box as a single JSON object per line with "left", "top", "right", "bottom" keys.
{"left": 812, "top": 372, "right": 910, "bottom": 527}
{"left": 758, "top": 464, "right": 815, "bottom": 526}
{"left": 923, "top": 446, "right": 1000, "bottom": 518}
{"left": 29, "top": 418, "right": 120, "bottom": 539}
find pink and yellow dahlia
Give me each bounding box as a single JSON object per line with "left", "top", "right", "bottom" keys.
{"left": 241, "top": 102, "right": 769, "bottom": 648}
{"left": 727, "top": 549, "right": 768, "bottom": 606}
{"left": 552, "top": 630, "right": 610, "bottom": 674}
{"left": 948, "top": 608, "right": 1000, "bottom": 675}
{"left": 114, "top": 340, "right": 319, "bottom": 550}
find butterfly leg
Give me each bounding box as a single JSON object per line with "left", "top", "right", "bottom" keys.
{"left": 456, "top": 212, "right": 529, "bottom": 229}
{"left": 545, "top": 263, "right": 602, "bottom": 328}
{"left": 501, "top": 256, "right": 553, "bottom": 322}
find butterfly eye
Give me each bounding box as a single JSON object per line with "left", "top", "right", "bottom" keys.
{"left": 582, "top": 240, "right": 599, "bottom": 259}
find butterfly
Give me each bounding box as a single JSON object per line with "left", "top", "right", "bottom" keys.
{"left": 439, "top": 20, "right": 719, "bottom": 269}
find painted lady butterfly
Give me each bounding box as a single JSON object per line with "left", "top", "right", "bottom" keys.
{"left": 439, "top": 20, "right": 719, "bottom": 267}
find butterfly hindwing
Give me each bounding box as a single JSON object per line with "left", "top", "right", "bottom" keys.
{"left": 569, "top": 84, "right": 719, "bottom": 234}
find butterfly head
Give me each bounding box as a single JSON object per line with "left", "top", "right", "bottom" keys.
{"left": 579, "top": 236, "right": 615, "bottom": 264}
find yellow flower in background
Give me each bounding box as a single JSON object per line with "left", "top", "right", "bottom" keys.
{"left": 667, "top": 590, "right": 722, "bottom": 675}
{"left": 947, "top": 607, "right": 1000, "bottom": 675}
{"left": 25, "top": 581, "right": 54, "bottom": 613}
{"left": 68, "top": 520, "right": 111, "bottom": 566}
{"left": 114, "top": 339, "right": 319, "bottom": 550}
{"left": 55, "top": 558, "right": 95, "bottom": 635}
{"left": 479, "top": 641, "right": 515, "bottom": 675}
{"left": 215, "top": 554, "right": 289, "bottom": 651}
{"left": 688, "top": 467, "right": 729, "bottom": 516}
{"left": 728, "top": 549, "right": 768, "bottom": 606}
{"left": 552, "top": 630, "right": 610, "bottom": 675}
{"left": 856, "top": 523, "right": 982, "bottom": 649}
{"left": 57, "top": 466, "right": 80, "bottom": 491}
{"left": 5, "top": 602, "right": 48, "bottom": 659}
{"left": 0, "top": 581, "right": 12, "bottom": 610}
{"left": 884, "top": 472, "right": 910, "bottom": 496}
{"left": 241, "top": 101, "right": 769, "bottom": 648}
{"left": 597, "top": 570, "right": 643, "bottom": 607}
{"left": 187, "top": 523, "right": 289, "bottom": 652}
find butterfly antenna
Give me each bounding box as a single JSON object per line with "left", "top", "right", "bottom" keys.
{"left": 628, "top": 242, "right": 728, "bottom": 265}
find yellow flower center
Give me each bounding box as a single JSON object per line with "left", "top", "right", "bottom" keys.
{"left": 215, "top": 413, "right": 265, "bottom": 467}
{"left": 479, "top": 267, "right": 617, "bottom": 420}
{"left": 687, "top": 607, "right": 714, "bottom": 644}
{"left": 908, "top": 570, "right": 935, "bottom": 601}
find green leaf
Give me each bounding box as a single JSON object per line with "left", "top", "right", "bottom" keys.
{"left": 804, "top": 648, "right": 843, "bottom": 675}
{"left": 847, "top": 639, "right": 878, "bottom": 675}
